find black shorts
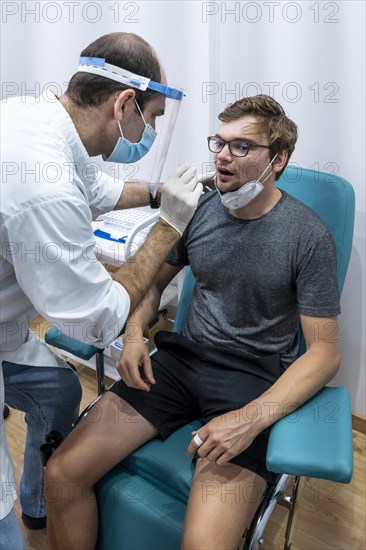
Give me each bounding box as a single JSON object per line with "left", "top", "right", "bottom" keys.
{"left": 109, "top": 331, "right": 284, "bottom": 483}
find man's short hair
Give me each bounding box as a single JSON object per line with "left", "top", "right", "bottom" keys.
{"left": 219, "top": 95, "right": 298, "bottom": 180}
{"left": 65, "top": 32, "right": 161, "bottom": 111}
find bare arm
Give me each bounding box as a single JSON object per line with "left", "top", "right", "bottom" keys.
{"left": 113, "top": 182, "right": 163, "bottom": 210}
{"left": 188, "top": 315, "right": 341, "bottom": 464}
{"left": 248, "top": 314, "right": 340, "bottom": 428}
{"left": 124, "top": 262, "right": 183, "bottom": 342}
{"left": 112, "top": 220, "right": 180, "bottom": 314}
{"left": 118, "top": 262, "right": 183, "bottom": 391}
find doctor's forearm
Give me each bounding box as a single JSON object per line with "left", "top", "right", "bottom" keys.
{"left": 123, "top": 287, "right": 162, "bottom": 343}
{"left": 114, "top": 183, "right": 163, "bottom": 209}
{"left": 114, "top": 182, "right": 150, "bottom": 209}
{"left": 112, "top": 219, "right": 178, "bottom": 313}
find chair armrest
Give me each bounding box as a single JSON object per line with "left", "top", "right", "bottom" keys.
{"left": 266, "top": 386, "right": 353, "bottom": 483}
{"left": 45, "top": 326, "right": 101, "bottom": 361}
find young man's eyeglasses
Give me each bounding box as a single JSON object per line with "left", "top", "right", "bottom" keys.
{"left": 207, "top": 136, "right": 270, "bottom": 158}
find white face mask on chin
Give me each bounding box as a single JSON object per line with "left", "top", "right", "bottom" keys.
{"left": 218, "top": 153, "right": 278, "bottom": 210}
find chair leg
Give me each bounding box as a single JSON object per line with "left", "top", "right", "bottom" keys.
{"left": 96, "top": 350, "right": 105, "bottom": 395}
{"left": 281, "top": 475, "right": 301, "bottom": 550}
{"left": 243, "top": 474, "right": 291, "bottom": 550}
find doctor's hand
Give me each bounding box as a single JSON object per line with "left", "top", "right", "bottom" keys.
{"left": 159, "top": 164, "right": 203, "bottom": 236}
{"left": 186, "top": 409, "right": 260, "bottom": 466}
{"left": 117, "top": 329, "right": 155, "bottom": 392}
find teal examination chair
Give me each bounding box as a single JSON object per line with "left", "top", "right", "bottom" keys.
{"left": 45, "top": 166, "right": 355, "bottom": 550}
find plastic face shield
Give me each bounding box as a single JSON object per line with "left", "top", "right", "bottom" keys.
{"left": 77, "top": 57, "right": 184, "bottom": 198}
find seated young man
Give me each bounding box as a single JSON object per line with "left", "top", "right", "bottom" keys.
{"left": 45, "top": 94, "right": 341, "bottom": 550}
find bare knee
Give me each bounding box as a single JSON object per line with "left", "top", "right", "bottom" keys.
{"left": 45, "top": 449, "right": 88, "bottom": 509}
{"left": 45, "top": 452, "right": 65, "bottom": 485}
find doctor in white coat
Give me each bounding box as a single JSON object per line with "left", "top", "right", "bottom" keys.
{"left": 0, "top": 31, "right": 202, "bottom": 545}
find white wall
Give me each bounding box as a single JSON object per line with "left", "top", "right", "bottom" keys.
{"left": 1, "top": 1, "right": 365, "bottom": 415}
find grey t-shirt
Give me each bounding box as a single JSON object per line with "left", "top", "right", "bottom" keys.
{"left": 168, "top": 190, "right": 340, "bottom": 369}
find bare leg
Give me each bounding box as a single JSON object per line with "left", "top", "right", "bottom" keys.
{"left": 45, "top": 392, "right": 158, "bottom": 550}
{"left": 181, "top": 459, "right": 266, "bottom": 550}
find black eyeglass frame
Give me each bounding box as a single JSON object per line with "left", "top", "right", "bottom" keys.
{"left": 207, "top": 136, "right": 270, "bottom": 157}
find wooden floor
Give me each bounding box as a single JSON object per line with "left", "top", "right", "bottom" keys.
{"left": 4, "top": 363, "right": 366, "bottom": 550}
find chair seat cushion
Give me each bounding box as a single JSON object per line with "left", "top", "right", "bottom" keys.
{"left": 266, "top": 386, "right": 353, "bottom": 482}
{"left": 95, "top": 467, "right": 185, "bottom": 550}
{"left": 121, "top": 421, "right": 202, "bottom": 503}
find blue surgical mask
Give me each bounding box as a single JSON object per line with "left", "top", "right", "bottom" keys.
{"left": 103, "top": 101, "right": 157, "bottom": 163}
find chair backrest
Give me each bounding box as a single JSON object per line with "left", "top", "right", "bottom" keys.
{"left": 173, "top": 166, "right": 355, "bottom": 335}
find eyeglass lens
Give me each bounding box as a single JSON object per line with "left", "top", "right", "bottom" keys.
{"left": 208, "top": 137, "right": 250, "bottom": 157}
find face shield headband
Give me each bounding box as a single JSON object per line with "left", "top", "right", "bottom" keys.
{"left": 77, "top": 57, "right": 184, "bottom": 197}
{"left": 77, "top": 57, "right": 184, "bottom": 100}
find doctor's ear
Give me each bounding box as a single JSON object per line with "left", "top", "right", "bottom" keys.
{"left": 113, "top": 89, "right": 136, "bottom": 120}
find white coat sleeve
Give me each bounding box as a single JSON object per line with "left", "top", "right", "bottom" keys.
{"left": 4, "top": 195, "right": 130, "bottom": 347}
{"left": 81, "top": 163, "right": 124, "bottom": 220}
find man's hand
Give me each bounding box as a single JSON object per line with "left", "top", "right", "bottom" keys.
{"left": 186, "top": 408, "right": 261, "bottom": 466}
{"left": 118, "top": 331, "right": 155, "bottom": 392}
{"left": 159, "top": 164, "right": 203, "bottom": 235}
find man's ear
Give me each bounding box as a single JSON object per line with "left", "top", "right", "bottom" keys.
{"left": 112, "top": 89, "right": 136, "bottom": 122}
{"left": 273, "top": 149, "right": 288, "bottom": 175}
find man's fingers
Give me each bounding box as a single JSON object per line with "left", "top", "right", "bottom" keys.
{"left": 143, "top": 355, "right": 156, "bottom": 385}
{"left": 193, "top": 433, "right": 204, "bottom": 447}
{"left": 191, "top": 181, "right": 204, "bottom": 199}
{"left": 187, "top": 431, "right": 207, "bottom": 456}
{"left": 159, "top": 164, "right": 202, "bottom": 235}
{"left": 119, "top": 360, "right": 151, "bottom": 392}
{"left": 130, "top": 367, "right": 152, "bottom": 391}
{"left": 182, "top": 174, "right": 198, "bottom": 191}
{"left": 172, "top": 163, "right": 196, "bottom": 180}
{"left": 179, "top": 167, "right": 198, "bottom": 186}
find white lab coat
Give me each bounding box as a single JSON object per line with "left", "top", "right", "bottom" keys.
{"left": 0, "top": 92, "right": 131, "bottom": 518}
{"left": 0, "top": 92, "right": 131, "bottom": 363}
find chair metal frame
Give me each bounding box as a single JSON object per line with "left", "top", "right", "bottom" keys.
{"left": 243, "top": 474, "right": 300, "bottom": 550}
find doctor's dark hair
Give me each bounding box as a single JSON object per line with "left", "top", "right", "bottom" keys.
{"left": 218, "top": 95, "right": 298, "bottom": 180}
{"left": 65, "top": 33, "right": 161, "bottom": 111}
